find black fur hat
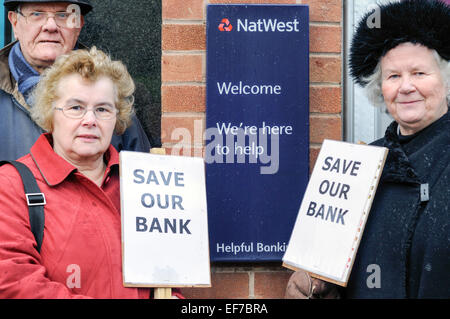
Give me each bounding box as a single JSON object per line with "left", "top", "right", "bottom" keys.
{"left": 350, "top": 0, "right": 450, "bottom": 86}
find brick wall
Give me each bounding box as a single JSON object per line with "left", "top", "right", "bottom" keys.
{"left": 161, "top": 0, "right": 343, "bottom": 298}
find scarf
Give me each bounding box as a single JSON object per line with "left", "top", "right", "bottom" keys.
{"left": 8, "top": 42, "right": 40, "bottom": 106}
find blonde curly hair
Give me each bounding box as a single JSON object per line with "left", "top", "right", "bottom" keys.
{"left": 31, "top": 46, "right": 135, "bottom": 135}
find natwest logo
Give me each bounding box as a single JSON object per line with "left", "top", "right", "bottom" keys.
{"left": 218, "top": 18, "right": 233, "bottom": 32}
{"left": 237, "top": 18, "right": 300, "bottom": 32}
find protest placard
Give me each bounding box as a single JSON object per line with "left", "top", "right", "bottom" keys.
{"left": 120, "top": 151, "right": 211, "bottom": 287}
{"left": 283, "top": 140, "right": 388, "bottom": 286}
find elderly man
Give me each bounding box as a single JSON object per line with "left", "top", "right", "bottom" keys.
{"left": 0, "top": 0, "right": 151, "bottom": 160}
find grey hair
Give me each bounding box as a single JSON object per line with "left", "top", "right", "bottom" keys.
{"left": 363, "top": 48, "right": 450, "bottom": 107}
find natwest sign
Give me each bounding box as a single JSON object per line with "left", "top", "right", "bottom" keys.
{"left": 237, "top": 18, "right": 300, "bottom": 32}
{"left": 218, "top": 17, "right": 301, "bottom": 33}
{"left": 207, "top": 4, "right": 310, "bottom": 262}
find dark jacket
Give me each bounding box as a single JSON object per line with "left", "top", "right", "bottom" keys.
{"left": 0, "top": 42, "right": 151, "bottom": 161}
{"left": 346, "top": 109, "right": 450, "bottom": 298}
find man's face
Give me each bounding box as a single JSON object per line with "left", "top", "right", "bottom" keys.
{"left": 8, "top": 2, "right": 84, "bottom": 72}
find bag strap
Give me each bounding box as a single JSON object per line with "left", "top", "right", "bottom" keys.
{"left": 0, "top": 160, "right": 45, "bottom": 253}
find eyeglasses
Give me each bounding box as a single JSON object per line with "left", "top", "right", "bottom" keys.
{"left": 17, "top": 10, "right": 73, "bottom": 27}
{"left": 55, "top": 105, "right": 118, "bottom": 120}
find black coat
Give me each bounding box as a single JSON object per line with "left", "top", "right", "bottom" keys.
{"left": 345, "top": 110, "right": 450, "bottom": 298}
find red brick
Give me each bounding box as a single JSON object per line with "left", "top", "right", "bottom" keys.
{"left": 310, "top": 25, "right": 342, "bottom": 53}
{"left": 310, "top": 86, "right": 341, "bottom": 113}
{"left": 161, "top": 116, "right": 205, "bottom": 145}
{"left": 164, "top": 146, "right": 205, "bottom": 158}
{"left": 181, "top": 272, "right": 249, "bottom": 299}
{"left": 310, "top": 57, "right": 341, "bottom": 83}
{"left": 162, "top": 24, "right": 206, "bottom": 51}
{"left": 163, "top": 0, "right": 204, "bottom": 20}
{"left": 161, "top": 54, "right": 203, "bottom": 82}
{"left": 310, "top": 116, "right": 342, "bottom": 143}
{"left": 309, "top": 145, "right": 321, "bottom": 174}
{"left": 162, "top": 85, "right": 206, "bottom": 112}
{"left": 303, "top": 0, "right": 342, "bottom": 23}
{"left": 254, "top": 271, "right": 293, "bottom": 299}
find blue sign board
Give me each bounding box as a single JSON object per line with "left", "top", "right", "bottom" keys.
{"left": 206, "top": 5, "right": 310, "bottom": 261}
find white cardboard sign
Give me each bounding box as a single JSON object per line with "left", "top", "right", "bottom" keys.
{"left": 120, "top": 151, "right": 211, "bottom": 287}
{"left": 283, "top": 140, "right": 388, "bottom": 286}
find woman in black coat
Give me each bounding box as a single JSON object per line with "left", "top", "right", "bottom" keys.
{"left": 285, "top": 0, "right": 449, "bottom": 299}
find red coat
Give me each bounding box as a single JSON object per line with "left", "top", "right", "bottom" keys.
{"left": 0, "top": 134, "right": 181, "bottom": 299}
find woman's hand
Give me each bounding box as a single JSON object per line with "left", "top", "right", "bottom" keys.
{"left": 285, "top": 270, "right": 340, "bottom": 299}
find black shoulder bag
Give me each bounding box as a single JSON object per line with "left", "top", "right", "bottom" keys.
{"left": 0, "top": 160, "right": 45, "bottom": 253}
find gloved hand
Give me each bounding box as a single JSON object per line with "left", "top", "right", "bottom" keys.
{"left": 285, "top": 270, "right": 341, "bottom": 299}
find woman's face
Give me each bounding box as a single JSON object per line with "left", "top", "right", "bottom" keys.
{"left": 381, "top": 43, "right": 448, "bottom": 135}
{"left": 51, "top": 73, "right": 117, "bottom": 165}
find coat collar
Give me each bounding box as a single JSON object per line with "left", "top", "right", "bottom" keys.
{"left": 381, "top": 121, "right": 420, "bottom": 184}
{"left": 0, "top": 41, "right": 17, "bottom": 95}
{"left": 30, "top": 133, "right": 119, "bottom": 187}
{"left": 0, "top": 41, "right": 31, "bottom": 110}
{"left": 381, "top": 109, "right": 450, "bottom": 184}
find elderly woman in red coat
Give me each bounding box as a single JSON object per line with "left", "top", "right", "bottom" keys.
{"left": 0, "top": 47, "right": 182, "bottom": 298}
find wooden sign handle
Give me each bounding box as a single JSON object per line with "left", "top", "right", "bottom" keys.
{"left": 154, "top": 287, "right": 172, "bottom": 299}
{"left": 150, "top": 148, "right": 166, "bottom": 155}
